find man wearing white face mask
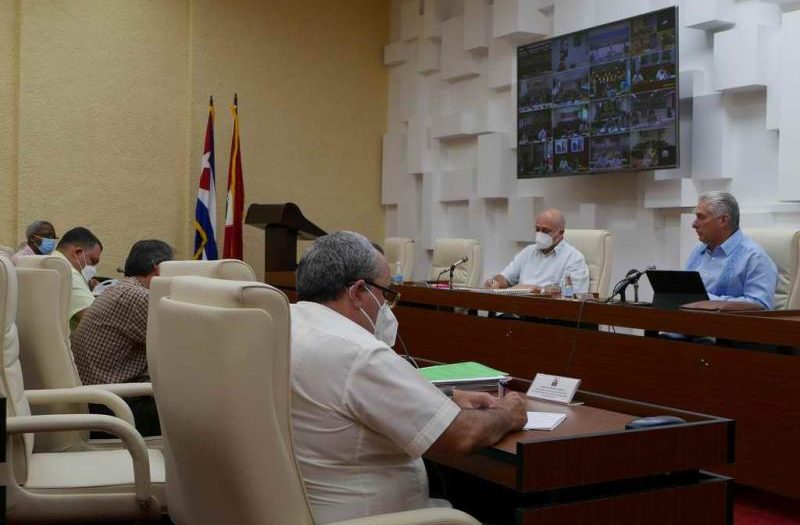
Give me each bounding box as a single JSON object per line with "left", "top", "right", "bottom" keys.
{"left": 54, "top": 227, "right": 103, "bottom": 330}
{"left": 485, "top": 208, "right": 590, "bottom": 293}
{"left": 291, "top": 231, "right": 527, "bottom": 524}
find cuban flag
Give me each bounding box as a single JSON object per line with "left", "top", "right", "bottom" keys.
{"left": 193, "top": 96, "right": 219, "bottom": 260}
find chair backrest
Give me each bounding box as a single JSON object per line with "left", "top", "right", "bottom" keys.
{"left": 430, "top": 238, "right": 482, "bottom": 287}
{"left": 0, "top": 254, "right": 35, "bottom": 483}
{"left": 384, "top": 237, "right": 415, "bottom": 281}
{"left": 14, "top": 255, "right": 86, "bottom": 451}
{"left": 0, "top": 245, "right": 15, "bottom": 258}
{"left": 159, "top": 259, "right": 258, "bottom": 282}
{"left": 564, "top": 229, "right": 613, "bottom": 297}
{"left": 743, "top": 229, "right": 800, "bottom": 310}
{"left": 149, "top": 276, "right": 313, "bottom": 525}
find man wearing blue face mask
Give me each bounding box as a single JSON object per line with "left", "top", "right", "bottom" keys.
{"left": 54, "top": 227, "right": 103, "bottom": 330}
{"left": 11, "top": 220, "right": 58, "bottom": 264}
{"left": 290, "top": 231, "right": 527, "bottom": 524}
{"left": 484, "top": 208, "right": 590, "bottom": 294}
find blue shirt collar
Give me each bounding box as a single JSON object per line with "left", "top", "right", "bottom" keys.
{"left": 705, "top": 229, "right": 743, "bottom": 256}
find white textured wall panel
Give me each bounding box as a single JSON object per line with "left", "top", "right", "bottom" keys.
{"left": 493, "top": 0, "right": 550, "bottom": 41}
{"left": 777, "top": 10, "right": 800, "bottom": 200}
{"left": 477, "top": 132, "right": 515, "bottom": 197}
{"left": 684, "top": 0, "right": 735, "bottom": 31}
{"left": 713, "top": 25, "right": 773, "bottom": 93}
{"left": 465, "top": 0, "right": 492, "bottom": 51}
{"left": 441, "top": 16, "right": 482, "bottom": 81}
{"left": 382, "top": 132, "right": 408, "bottom": 205}
{"left": 401, "top": 0, "right": 422, "bottom": 41}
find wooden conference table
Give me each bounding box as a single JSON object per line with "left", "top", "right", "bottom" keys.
{"left": 424, "top": 373, "right": 733, "bottom": 524}
{"left": 386, "top": 283, "right": 800, "bottom": 502}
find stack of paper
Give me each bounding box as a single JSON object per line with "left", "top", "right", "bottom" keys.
{"left": 524, "top": 412, "right": 566, "bottom": 431}
{"left": 419, "top": 362, "right": 509, "bottom": 395}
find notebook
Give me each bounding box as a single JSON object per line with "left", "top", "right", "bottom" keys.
{"left": 524, "top": 412, "right": 567, "bottom": 431}
{"left": 456, "top": 286, "right": 534, "bottom": 296}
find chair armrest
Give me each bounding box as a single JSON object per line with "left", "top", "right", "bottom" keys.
{"left": 25, "top": 387, "right": 135, "bottom": 427}
{"left": 6, "top": 414, "right": 153, "bottom": 508}
{"left": 89, "top": 382, "right": 153, "bottom": 399}
{"left": 334, "top": 509, "right": 480, "bottom": 525}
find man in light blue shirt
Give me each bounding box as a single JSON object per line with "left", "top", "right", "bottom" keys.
{"left": 685, "top": 192, "right": 777, "bottom": 309}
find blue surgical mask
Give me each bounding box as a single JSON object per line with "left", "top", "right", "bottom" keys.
{"left": 37, "top": 237, "right": 56, "bottom": 255}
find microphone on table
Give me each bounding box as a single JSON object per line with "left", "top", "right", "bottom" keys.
{"left": 435, "top": 256, "right": 470, "bottom": 288}
{"left": 449, "top": 256, "right": 469, "bottom": 270}
{"left": 607, "top": 265, "right": 655, "bottom": 303}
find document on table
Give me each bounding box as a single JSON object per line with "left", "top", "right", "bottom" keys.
{"left": 524, "top": 411, "right": 566, "bottom": 431}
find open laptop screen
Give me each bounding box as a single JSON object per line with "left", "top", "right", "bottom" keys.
{"left": 645, "top": 270, "right": 709, "bottom": 310}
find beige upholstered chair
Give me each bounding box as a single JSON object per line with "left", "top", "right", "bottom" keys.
{"left": 744, "top": 229, "right": 800, "bottom": 310}
{"left": 148, "top": 275, "right": 479, "bottom": 525}
{"left": 159, "top": 258, "right": 257, "bottom": 281}
{"left": 430, "top": 238, "right": 482, "bottom": 287}
{"left": 0, "top": 254, "right": 165, "bottom": 523}
{"left": 384, "top": 237, "right": 415, "bottom": 281}
{"left": 565, "top": 229, "right": 613, "bottom": 297}
{"left": 146, "top": 260, "right": 257, "bottom": 525}
{"left": 15, "top": 255, "right": 156, "bottom": 453}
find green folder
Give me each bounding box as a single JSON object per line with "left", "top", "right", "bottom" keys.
{"left": 419, "top": 362, "right": 508, "bottom": 383}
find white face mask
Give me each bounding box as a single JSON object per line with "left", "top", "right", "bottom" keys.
{"left": 76, "top": 252, "right": 97, "bottom": 282}
{"left": 82, "top": 265, "right": 98, "bottom": 282}
{"left": 359, "top": 287, "right": 399, "bottom": 347}
{"left": 535, "top": 231, "right": 554, "bottom": 251}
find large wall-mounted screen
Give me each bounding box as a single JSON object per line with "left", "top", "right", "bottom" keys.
{"left": 517, "top": 7, "right": 678, "bottom": 178}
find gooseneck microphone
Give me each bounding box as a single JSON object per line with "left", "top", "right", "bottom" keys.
{"left": 449, "top": 256, "right": 469, "bottom": 270}
{"left": 607, "top": 265, "right": 655, "bottom": 303}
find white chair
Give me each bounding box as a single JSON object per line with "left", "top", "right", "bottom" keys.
{"left": 0, "top": 253, "right": 165, "bottom": 523}
{"left": 15, "top": 255, "right": 157, "bottom": 453}
{"left": 147, "top": 259, "right": 257, "bottom": 525}
{"left": 430, "top": 238, "right": 482, "bottom": 287}
{"left": 565, "top": 229, "right": 613, "bottom": 297}
{"left": 744, "top": 229, "right": 800, "bottom": 310}
{"left": 384, "top": 237, "right": 415, "bottom": 281}
{"left": 147, "top": 275, "right": 479, "bottom": 525}
{"left": 159, "top": 258, "right": 257, "bottom": 281}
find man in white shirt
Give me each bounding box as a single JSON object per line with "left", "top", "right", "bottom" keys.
{"left": 485, "top": 208, "right": 590, "bottom": 293}
{"left": 291, "top": 231, "right": 527, "bottom": 524}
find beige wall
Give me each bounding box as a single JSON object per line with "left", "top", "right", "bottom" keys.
{"left": 0, "top": 0, "right": 18, "bottom": 246}
{"left": 0, "top": 0, "right": 389, "bottom": 276}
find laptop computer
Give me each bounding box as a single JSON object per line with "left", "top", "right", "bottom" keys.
{"left": 645, "top": 270, "right": 709, "bottom": 310}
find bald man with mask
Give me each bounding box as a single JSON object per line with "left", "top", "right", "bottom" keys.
{"left": 485, "top": 208, "right": 590, "bottom": 293}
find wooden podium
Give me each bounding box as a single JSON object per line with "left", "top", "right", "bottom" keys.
{"left": 245, "top": 203, "right": 326, "bottom": 273}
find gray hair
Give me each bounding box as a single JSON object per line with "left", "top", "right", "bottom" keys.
{"left": 25, "top": 220, "right": 53, "bottom": 239}
{"left": 297, "top": 231, "right": 383, "bottom": 303}
{"left": 698, "top": 191, "right": 740, "bottom": 231}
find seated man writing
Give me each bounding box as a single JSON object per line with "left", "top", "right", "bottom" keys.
{"left": 485, "top": 208, "right": 590, "bottom": 293}
{"left": 291, "top": 231, "right": 527, "bottom": 524}
{"left": 686, "top": 191, "right": 777, "bottom": 309}
{"left": 71, "top": 239, "right": 174, "bottom": 436}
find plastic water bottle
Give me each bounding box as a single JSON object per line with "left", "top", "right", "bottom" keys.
{"left": 393, "top": 261, "right": 404, "bottom": 285}
{"left": 562, "top": 274, "right": 574, "bottom": 299}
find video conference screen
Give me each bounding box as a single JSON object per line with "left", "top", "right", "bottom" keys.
{"left": 517, "top": 7, "right": 678, "bottom": 178}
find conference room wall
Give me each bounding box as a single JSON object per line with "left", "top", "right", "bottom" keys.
{"left": 382, "top": 0, "right": 800, "bottom": 299}
{"left": 0, "top": 0, "right": 389, "bottom": 276}
{"left": 0, "top": 0, "right": 18, "bottom": 246}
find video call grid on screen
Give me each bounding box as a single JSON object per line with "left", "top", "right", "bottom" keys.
{"left": 517, "top": 7, "right": 679, "bottom": 178}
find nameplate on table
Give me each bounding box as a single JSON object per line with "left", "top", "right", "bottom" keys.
{"left": 527, "top": 373, "right": 581, "bottom": 404}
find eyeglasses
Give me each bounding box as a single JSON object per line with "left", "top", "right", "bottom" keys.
{"left": 350, "top": 279, "right": 401, "bottom": 308}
